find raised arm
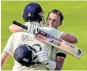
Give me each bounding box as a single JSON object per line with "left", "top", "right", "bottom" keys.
{"left": 9, "top": 24, "right": 23, "bottom": 32}
{"left": 60, "top": 32, "right": 78, "bottom": 44}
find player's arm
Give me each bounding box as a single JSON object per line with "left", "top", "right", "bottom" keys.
{"left": 55, "top": 55, "right": 65, "bottom": 70}
{"left": 37, "top": 51, "right": 56, "bottom": 70}
{"left": 1, "top": 51, "right": 10, "bottom": 68}
{"left": 55, "top": 33, "right": 77, "bottom": 70}
{"left": 9, "top": 24, "right": 23, "bottom": 32}
{"left": 1, "top": 34, "right": 14, "bottom": 68}
{"left": 60, "top": 32, "right": 78, "bottom": 43}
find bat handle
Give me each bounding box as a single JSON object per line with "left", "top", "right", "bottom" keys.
{"left": 13, "top": 20, "right": 28, "bottom": 30}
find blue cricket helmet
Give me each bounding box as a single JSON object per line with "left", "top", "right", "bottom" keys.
{"left": 23, "top": 2, "right": 44, "bottom": 22}
{"left": 14, "top": 44, "right": 35, "bottom": 67}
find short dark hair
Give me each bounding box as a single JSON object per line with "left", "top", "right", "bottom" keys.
{"left": 46, "top": 9, "right": 64, "bottom": 24}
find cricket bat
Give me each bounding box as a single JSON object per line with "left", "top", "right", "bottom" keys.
{"left": 12, "top": 20, "right": 83, "bottom": 59}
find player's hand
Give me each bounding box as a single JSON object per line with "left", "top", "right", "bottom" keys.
{"left": 36, "top": 51, "right": 56, "bottom": 70}
{"left": 25, "top": 23, "right": 39, "bottom": 34}
{"left": 36, "top": 50, "right": 49, "bottom": 65}
{"left": 26, "top": 24, "right": 32, "bottom": 33}
{"left": 36, "top": 50, "right": 56, "bottom": 70}
{"left": 45, "top": 60, "right": 56, "bottom": 70}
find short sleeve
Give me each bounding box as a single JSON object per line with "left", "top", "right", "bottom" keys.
{"left": 3, "top": 34, "right": 14, "bottom": 56}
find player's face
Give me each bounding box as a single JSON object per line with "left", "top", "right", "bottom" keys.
{"left": 47, "top": 13, "right": 61, "bottom": 29}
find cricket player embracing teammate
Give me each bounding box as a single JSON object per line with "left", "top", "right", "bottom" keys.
{"left": 1, "top": 2, "right": 78, "bottom": 71}
{"left": 1, "top": 2, "right": 57, "bottom": 71}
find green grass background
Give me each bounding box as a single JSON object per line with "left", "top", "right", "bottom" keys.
{"left": 1, "top": 1, "right": 87, "bottom": 70}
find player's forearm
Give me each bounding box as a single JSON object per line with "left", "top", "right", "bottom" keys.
{"left": 55, "top": 56, "right": 65, "bottom": 70}
{"left": 60, "top": 33, "right": 78, "bottom": 44}
{"left": 55, "top": 62, "right": 64, "bottom": 70}
{"left": 9, "top": 24, "right": 24, "bottom": 32}
{"left": 1, "top": 52, "right": 9, "bottom": 68}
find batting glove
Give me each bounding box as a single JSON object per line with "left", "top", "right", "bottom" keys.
{"left": 36, "top": 50, "right": 49, "bottom": 65}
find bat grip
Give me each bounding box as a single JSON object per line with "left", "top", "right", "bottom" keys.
{"left": 13, "top": 20, "right": 28, "bottom": 30}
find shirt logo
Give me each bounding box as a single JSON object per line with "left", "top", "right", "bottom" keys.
{"left": 28, "top": 13, "right": 31, "bottom": 17}
{"left": 22, "top": 35, "right": 33, "bottom": 41}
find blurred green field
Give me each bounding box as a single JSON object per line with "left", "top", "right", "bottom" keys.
{"left": 1, "top": 1, "right": 87, "bottom": 70}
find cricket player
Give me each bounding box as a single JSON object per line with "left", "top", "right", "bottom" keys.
{"left": 45, "top": 9, "right": 78, "bottom": 69}
{"left": 1, "top": 2, "right": 56, "bottom": 70}
{"left": 8, "top": 8, "right": 78, "bottom": 70}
